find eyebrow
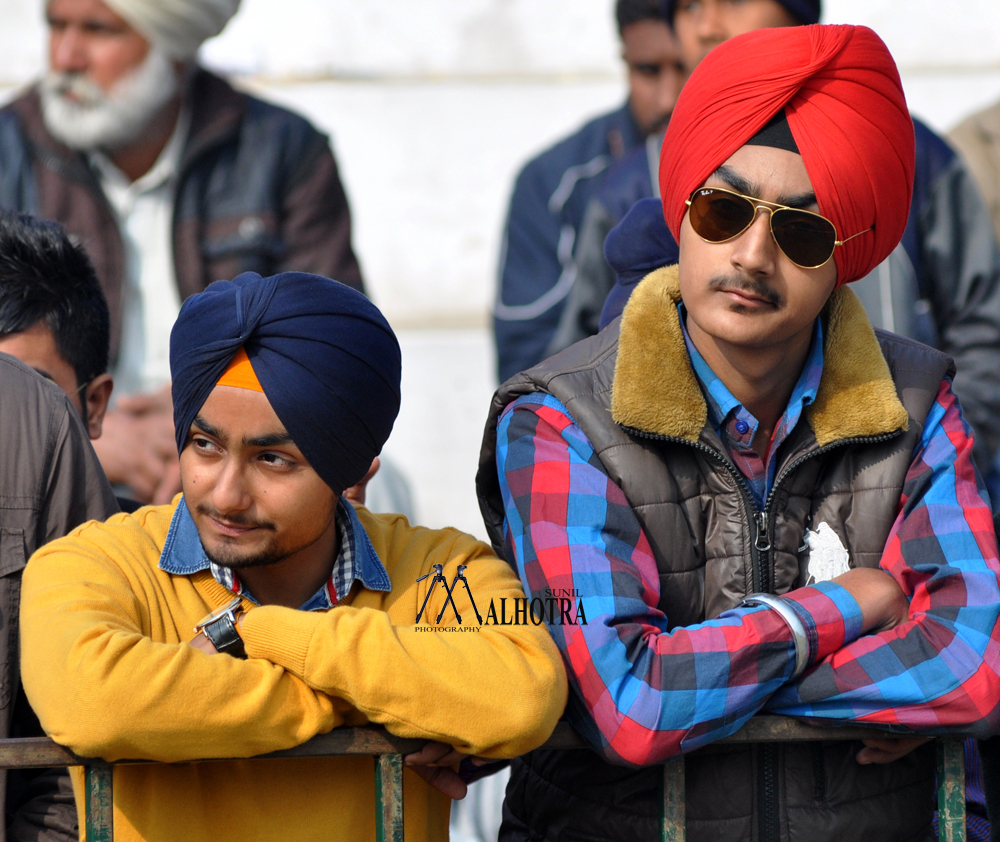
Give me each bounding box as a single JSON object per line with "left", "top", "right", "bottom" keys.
{"left": 246, "top": 432, "right": 295, "bottom": 448}
{"left": 711, "top": 165, "right": 818, "bottom": 210}
{"left": 192, "top": 416, "right": 294, "bottom": 449}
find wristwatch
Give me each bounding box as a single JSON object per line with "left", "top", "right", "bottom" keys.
{"left": 194, "top": 597, "right": 247, "bottom": 658}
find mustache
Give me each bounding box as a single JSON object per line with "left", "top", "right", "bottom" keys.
{"left": 42, "top": 72, "right": 106, "bottom": 108}
{"left": 707, "top": 274, "right": 783, "bottom": 307}
{"left": 195, "top": 503, "right": 275, "bottom": 531}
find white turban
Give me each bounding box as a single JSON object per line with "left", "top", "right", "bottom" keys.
{"left": 102, "top": 0, "right": 241, "bottom": 60}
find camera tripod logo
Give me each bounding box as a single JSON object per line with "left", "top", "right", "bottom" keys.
{"left": 415, "top": 564, "right": 483, "bottom": 626}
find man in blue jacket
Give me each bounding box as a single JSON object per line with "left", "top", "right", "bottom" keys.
{"left": 493, "top": 0, "right": 685, "bottom": 382}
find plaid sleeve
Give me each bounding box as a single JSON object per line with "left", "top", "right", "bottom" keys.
{"left": 497, "top": 393, "right": 865, "bottom": 766}
{"left": 768, "top": 378, "right": 1000, "bottom": 734}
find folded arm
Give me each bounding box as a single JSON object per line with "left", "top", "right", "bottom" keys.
{"left": 20, "top": 522, "right": 345, "bottom": 762}
{"left": 768, "top": 379, "right": 1000, "bottom": 734}
{"left": 496, "top": 393, "right": 871, "bottom": 766}
{"left": 238, "top": 534, "right": 567, "bottom": 759}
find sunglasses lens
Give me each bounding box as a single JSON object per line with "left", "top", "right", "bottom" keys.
{"left": 689, "top": 189, "right": 756, "bottom": 242}
{"left": 771, "top": 210, "right": 836, "bottom": 268}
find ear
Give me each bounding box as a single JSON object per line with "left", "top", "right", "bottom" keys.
{"left": 342, "top": 457, "right": 381, "bottom": 509}
{"left": 84, "top": 374, "right": 114, "bottom": 440}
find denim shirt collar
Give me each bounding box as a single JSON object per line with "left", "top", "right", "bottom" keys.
{"left": 158, "top": 496, "right": 391, "bottom": 608}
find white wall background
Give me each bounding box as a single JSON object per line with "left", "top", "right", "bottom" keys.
{"left": 2, "top": 0, "right": 999, "bottom": 539}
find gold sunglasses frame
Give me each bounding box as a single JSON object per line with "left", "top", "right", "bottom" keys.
{"left": 685, "top": 187, "right": 871, "bottom": 269}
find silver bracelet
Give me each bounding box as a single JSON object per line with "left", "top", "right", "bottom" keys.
{"left": 740, "top": 593, "right": 810, "bottom": 679}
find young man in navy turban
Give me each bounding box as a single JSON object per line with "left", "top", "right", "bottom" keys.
{"left": 478, "top": 24, "right": 1000, "bottom": 842}
{"left": 18, "top": 271, "right": 567, "bottom": 842}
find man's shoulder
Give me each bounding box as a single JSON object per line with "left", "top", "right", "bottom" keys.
{"left": 874, "top": 328, "right": 955, "bottom": 385}
{"left": 353, "top": 506, "right": 497, "bottom": 575}
{"left": 951, "top": 98, "right": 1000, "bottom": 144}
{"left": 911, "top": 115, "right": 958, "bottom": 182}
{"left": 0, "top": 85, "right": 39, "bottom": 130}
{"left": 0, "top": 352, "right": 71, "bottom": 411}
{"left": 515, "top": 103, "right": 637, "bottom": 193}
{"left": 0, "top": 86, "right": 49, "bottom": 162}
{"left": 0, "top": 353, "right": 88, "bottom": 461}
{"left": 187, "top": 68, "right": 329, "bottom": 160}
{"left": 33, "top": 502, "right": 176, "bottom": 569}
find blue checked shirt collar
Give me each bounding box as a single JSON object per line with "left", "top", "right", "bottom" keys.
{"left": 679, "top": 304, "right": 824, "bottom": 504}
{"left": 158, "top": 496, "right": 391, "bottom": 609}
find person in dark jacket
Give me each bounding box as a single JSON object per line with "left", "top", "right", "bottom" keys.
{"left": 560, "top": 0, "right": 1000, "bottom": 487}
{"left": 0, "top": 0, "right": 364, "bottom": 506}
{"left": 0, "top": 353, "right": 118, "bottom": 842}
{"left": 492, "top": 0, "right": 685, "bottom": 382}
{"left": 477, "top": 24, "right": 1000, "bottom": 842}
{"left": 0, "top": 213, "right": 113, "bottom": 443}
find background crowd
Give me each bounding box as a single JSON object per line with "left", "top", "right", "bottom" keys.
{"left": 3, "top": 0, "right": 998, "bottom": 544}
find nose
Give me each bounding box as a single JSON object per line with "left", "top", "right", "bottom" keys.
{"left": 695, "top": 0, "right": 727, "bottom": 46}
{"left": 729, "top": 207, "right": 778, "bottom": 277}
{"left": 50, "top": 26, "right": 88, "bottom": 74}
{"left": 209, "top": 456, "right": 252, "bottom": 516}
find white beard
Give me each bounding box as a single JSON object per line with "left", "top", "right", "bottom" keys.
{"left": 40, "top": 47, "right": 180, "bottom": 153}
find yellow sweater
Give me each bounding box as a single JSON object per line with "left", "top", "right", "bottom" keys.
{"left": 20, "top": 500, "right": 567, "bottom": 842}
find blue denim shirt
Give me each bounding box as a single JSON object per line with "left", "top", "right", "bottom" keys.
{"left": 159, "top": 496, "right": 391, "bottom": 609}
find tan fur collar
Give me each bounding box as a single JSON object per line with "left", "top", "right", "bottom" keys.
{"left": 610, "top": 265, "right": 908, "bottom": 446}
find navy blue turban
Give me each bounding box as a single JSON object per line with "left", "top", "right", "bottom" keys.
{"left": 599, "top": 197, "right": 679, "bottom": 330}
{"left": 170, "top": 272, "right": 402, "bottom": 495}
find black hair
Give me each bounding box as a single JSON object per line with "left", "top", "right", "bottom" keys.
{"left": 616, "top": 0, "right": 666, "bottom": 35}
{"left": 0, "top": 213, "right": 109, "bottom": 387}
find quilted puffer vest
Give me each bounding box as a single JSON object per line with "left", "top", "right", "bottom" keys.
{"left": 477, "top": 266, "right": 953, "bottom": 842}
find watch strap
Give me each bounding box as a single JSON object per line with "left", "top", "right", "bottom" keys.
{"left": 196, "top": 600, "right": 247, "bottom": 659}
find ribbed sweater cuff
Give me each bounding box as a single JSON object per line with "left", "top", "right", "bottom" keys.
{"left": 240, "top": 606, "right": 325, "bottom": 677}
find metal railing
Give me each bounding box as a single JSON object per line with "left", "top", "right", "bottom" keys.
{"left": 0, "top": 717, "right": 967, "bottom": 842}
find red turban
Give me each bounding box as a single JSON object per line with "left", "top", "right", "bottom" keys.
{"left": 659, "top": 24, "right": 915, "bottom": 287}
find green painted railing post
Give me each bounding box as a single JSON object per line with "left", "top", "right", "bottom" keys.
{"left": 937, "top": 740, "right": 966, "bottom": 842}
{"left": 662, "top": 756, "right": 686, "bottom": 842}
{"left": 374, "top": 753, "right": 404, "bottom": 842}
{"left": 84, "top": 761, "right": 113, "bottom": 842}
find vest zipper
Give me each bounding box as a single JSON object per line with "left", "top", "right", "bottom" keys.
{"left": 622, "top": 425, "right": 902, "bottom": 842}
{"left": 755, "top": 430, "right": 901, "bottom": 842}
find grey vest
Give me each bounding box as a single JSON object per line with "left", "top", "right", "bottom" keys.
{"left": 476, "top": 269, "right": 952, "bottom": 842}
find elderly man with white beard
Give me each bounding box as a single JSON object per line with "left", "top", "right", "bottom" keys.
{"left": 0, "top": 0, "right": 365, "bottom": 505}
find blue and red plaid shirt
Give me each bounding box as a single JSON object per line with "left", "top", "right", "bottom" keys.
{"left": 495, "top": 321, "right": 1000, "bottom": 769}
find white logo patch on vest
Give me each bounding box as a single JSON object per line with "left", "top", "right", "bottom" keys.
{"left": 803, "top": 522, "right": 850, "bottom": 583}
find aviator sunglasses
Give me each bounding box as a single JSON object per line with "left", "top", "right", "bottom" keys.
{"left": 685, "top": 187, "right": 871, "bottom": 269}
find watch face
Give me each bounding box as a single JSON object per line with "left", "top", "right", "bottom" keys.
{"left": 195, "top": 597, "right": 242, "bottom": 631}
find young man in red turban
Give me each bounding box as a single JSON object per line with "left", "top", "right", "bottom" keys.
{"left": 478, "top": 24, "right": 1000, "bottom": 842}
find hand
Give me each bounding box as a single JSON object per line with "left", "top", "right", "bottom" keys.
{"left": 343, "top": 458, "right": 380, "bottom": 508}
{"left": 92, "top": 385, "right": 181, "bottom": 504}
{"left": 856, "top": 736, "right": 930, "bottom": 765}
{"left": 829, "top": 567, "right": 909, "bottom": 634}
{"left": 404, "top": 742, "right": 491, "bottom": 800}
{"left": 188, "top": 632, "right": 219, "bottom": 655}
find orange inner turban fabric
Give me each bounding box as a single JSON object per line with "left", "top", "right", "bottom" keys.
{"left": 659, "top": 24, "right": 915, "bottom": 287}
{"left": 217, "top": 347, "right": 264, "bottom": 392}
